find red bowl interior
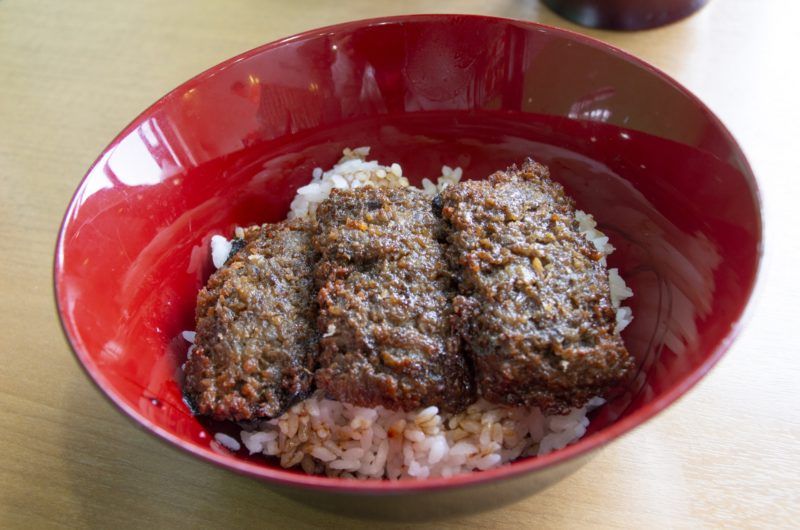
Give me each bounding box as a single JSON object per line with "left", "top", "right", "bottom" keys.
{"left": 55, "top": 15, "right": 761, "bottom": 494}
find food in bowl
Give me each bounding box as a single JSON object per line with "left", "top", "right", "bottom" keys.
{"left": 314, "top": 184, "right": 475, "bottom": 413}
{"left": 183, "top": 219, "right": 317, "bottom": 421}
{"left": 440, "top": 160, "right": 633, "bottom": 413}
{"left": 181, "top": 148, "right": 634, "bottom": 479}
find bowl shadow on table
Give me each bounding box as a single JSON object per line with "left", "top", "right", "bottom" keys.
{"left": 58, "top": 380, "right": 330, "bottom": 527}
{"left": 58, "top": 382, "right": 326, "bottom": 526}
{"left": 59, "top": 379, "right": 599, "bottom": 525}
{"left": 60, "top": 381, "right": 608, "bottom": 528}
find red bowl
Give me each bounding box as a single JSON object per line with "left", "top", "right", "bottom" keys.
{"left": 54, "top": 14, "right": 761, "bottom": 520}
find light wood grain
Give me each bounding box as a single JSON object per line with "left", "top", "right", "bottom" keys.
{"left": 1, "top": 0, "right": 798, "bottom": 527}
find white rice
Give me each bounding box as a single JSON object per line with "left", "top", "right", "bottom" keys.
{"left": 214, "top": 432, "right": 241, "bottom": 452}
{"left": 197, "top": 147, "right": 634, "bottom": 480}
{"left": 573, "top": 209, "right": 634, "bottom": 332}
{"left": 286, "top": 146, "right": 462, "bottom": 221}
{"left": 210, "top": 235, "right": 232, "bottom": 269}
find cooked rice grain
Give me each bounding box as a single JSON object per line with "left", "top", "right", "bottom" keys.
{"left": 239, "top": 394, "right": 604, "bottom": 480}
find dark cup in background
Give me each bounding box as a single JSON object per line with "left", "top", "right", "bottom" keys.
{"left": 542, "top": 0, "right": 710, "bottom": 30}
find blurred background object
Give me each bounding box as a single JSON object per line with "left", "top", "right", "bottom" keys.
{"left": 542, "top": 0, "right": 711, "bottom": 30}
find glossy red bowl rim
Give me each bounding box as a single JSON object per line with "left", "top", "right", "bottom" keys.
{"left": 54, "top": 13, "right": 763, "bottom": 494}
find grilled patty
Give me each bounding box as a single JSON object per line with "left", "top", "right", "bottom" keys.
{"left": 183, "top": 220, "right": 317, "bottom": 421}
{"left": 439, "top": 160, "right": 632, "bottom": 414}
{"left": 313, "top": 186, "right": 474, "bottom": 413}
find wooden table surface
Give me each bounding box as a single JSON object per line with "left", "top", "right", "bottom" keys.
{"left": 2, "top": 0, "right": 798, "bottom": 527}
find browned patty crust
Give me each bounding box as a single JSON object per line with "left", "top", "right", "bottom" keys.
{"left": 314, "top": 186, "right": 474, "bottom": 413}
{"left": 183, "top": 219, "right": 317, "bottom": 421}
{"left": 440, "top": 160, "right": 632, "bottom": 414}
